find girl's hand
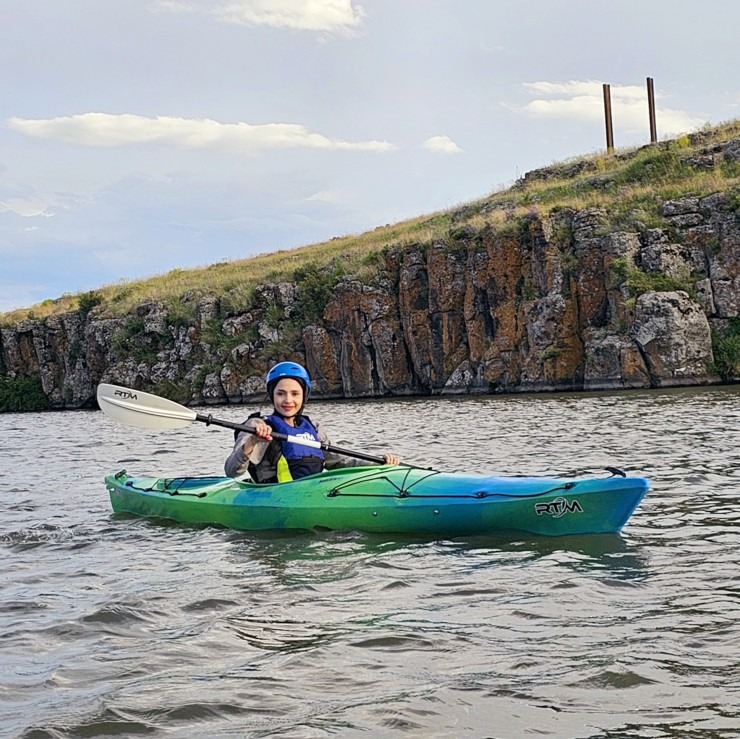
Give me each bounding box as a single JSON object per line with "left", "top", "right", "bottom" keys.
{"left": 252, "top": 420, "right": 273, "bottom": 440}
{"left": 383, "top": 453, "right": 400, "bottom": 466}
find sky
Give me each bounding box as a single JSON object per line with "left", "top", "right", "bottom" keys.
{"left": 2, "top": 0, "right": 739, "bottom": 313}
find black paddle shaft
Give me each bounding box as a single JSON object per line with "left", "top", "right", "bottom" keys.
{"left": 194, "top": 413, "right": 388, "bottom": 465}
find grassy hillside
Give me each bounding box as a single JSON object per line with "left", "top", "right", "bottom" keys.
{"left": 4, "top": 119, "right": 740, "bottom": 328}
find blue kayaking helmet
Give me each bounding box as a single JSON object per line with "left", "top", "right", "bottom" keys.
{"left": 266, "top": 362, "right": 312, "bottom": 401}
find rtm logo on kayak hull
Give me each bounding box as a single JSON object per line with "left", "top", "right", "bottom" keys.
{"left": 535, "top": 497, "right": 583, "bottom": 518}
{"left": 114, "top": 390, "right": 138, "bottom": 400}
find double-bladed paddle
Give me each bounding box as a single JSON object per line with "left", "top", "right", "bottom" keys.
{"left": 96, "top": 383, "right": 388, "bottom": 465}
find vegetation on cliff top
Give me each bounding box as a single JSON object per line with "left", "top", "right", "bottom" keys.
{"left": 3, "top": 119, "right": 740, "bottom": 329}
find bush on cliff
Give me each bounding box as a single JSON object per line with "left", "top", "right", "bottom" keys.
{"left": 711, "top": 318, "right": 740, "bottom": 382}
{"left": 0, "top": 377, "right": 50, "bottom": 413}
{"left": 294, "top": 261, "right": 346, "bottom": 322}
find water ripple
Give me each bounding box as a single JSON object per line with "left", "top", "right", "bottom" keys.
{"left": 2, "top": 386, "right": 740, "bottom": 737}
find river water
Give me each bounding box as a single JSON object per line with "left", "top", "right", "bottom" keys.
{"left": 1, "top": 386, "right": 739, "bottom": 738}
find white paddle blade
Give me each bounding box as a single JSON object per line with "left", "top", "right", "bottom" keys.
{"left": 97, "top": 383, "right": 197, "bottom": 429}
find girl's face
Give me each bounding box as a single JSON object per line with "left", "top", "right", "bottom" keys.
{"left": 272, "top": 378, "right": 304, "bottom": 420}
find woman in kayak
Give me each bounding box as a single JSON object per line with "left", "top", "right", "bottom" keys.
{"left": 224, "top": 361, "right": 400, "bottom": 482}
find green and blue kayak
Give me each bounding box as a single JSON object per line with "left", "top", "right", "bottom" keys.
{"left": 105, "top": 465, "right": 649, "bottom": 537}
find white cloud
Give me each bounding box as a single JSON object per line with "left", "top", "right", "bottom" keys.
{"left": 0, "top": 198, "right": 55, "bottom": 218}
{"left": 423, "top": 135, "right": 462, "bottom": 154}
{"left": 7, "top": 113, "right": 394, "bottom": 154}
{"left": 157, "top": 0, "right": 365, "bottom": 35}
{"left": 513, "top": 79, "right": 705, "bottom": 137}
{"left": 524, "top": 80, "right": 645, "bottom": 100}
{"left": 304, "top": 189, "right": 344, "bottom": 203}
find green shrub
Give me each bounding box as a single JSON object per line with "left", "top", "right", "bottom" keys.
{"left": 163, "top": 300, "right": 197, "bottom": 329}
{"left": 265, "top": 303, "right": 286, "bottom": 328}
{"left": 610, "top": 258, "right": 697, "bottom": 298}
{"left": 111, "top": 317, "right": 162, "bottom": 363}
{"left": 78, "top": 290, "right": 102, "bottom": 318}
{"left": 293, "top": 262, "right": 346, "bottom": 323}
{"left": 0, "top": 376, "right": 50, "bottom": 412}
{"left": 711, "top": 318, "right": 740, "bottom": 381}
{"left": 201, "top": 319, "right": 234, "bottom": 353}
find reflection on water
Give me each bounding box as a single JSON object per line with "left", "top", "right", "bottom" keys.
{"left": 1, "top": 385, "right": 739, "bottom": 738}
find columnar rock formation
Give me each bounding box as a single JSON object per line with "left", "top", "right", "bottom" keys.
{"left": 1, "top": 193, "right": 738, "bottom": 409}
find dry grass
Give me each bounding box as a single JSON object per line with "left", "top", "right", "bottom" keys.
{"left": 1, "top": 211, "right": 456, "bottom": 324}
{"left": 4, "top": 119, "right": 740, "bottom": 326}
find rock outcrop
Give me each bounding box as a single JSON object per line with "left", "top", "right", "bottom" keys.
{"left": 1, "top": 194, "right": 738, "bottom": 409}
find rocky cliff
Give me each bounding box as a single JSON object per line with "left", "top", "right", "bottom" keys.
{"left": 2, "top": 146, "right": 740, "bottom": 410}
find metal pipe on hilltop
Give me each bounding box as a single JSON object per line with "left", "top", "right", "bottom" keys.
{"left": 647, "top": 76, "right": 658, "bottom": 143}
{"left": 603, "top": 83, "right": 614, "bottom": 153}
